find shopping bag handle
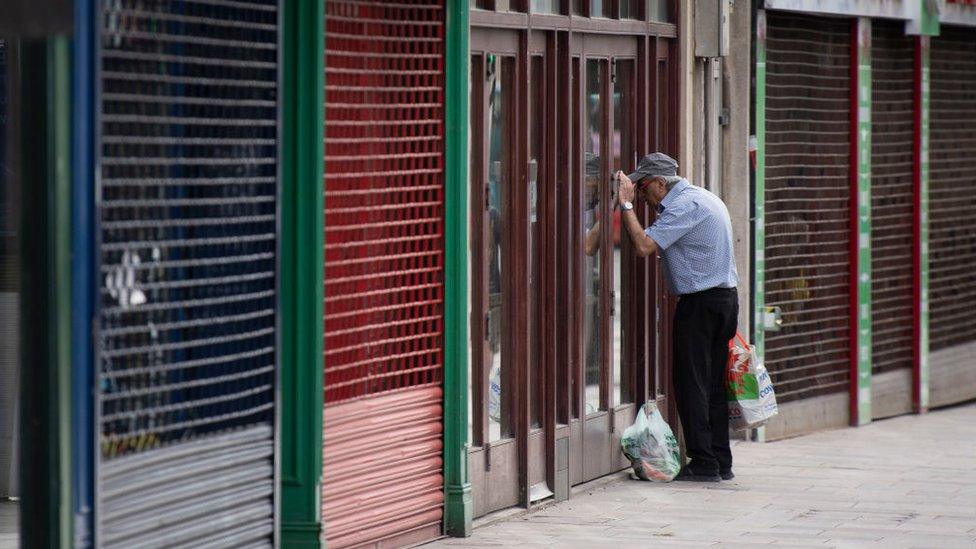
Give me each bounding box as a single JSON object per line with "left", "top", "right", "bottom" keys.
{"left": 729, "top": 330, "right": 750, "bottom": 350}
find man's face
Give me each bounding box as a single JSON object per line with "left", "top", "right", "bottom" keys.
{"left": 585, "top": 175, "right": 600, "bottom": 205}
{"left": 639, "top": 176, "right": 668, "bottom": 207}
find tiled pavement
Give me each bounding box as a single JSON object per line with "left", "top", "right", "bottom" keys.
{"left": 428, "top": 403, "right": 976, "bottom": 548}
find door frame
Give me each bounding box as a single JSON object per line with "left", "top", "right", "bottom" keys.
{"left": 469, "top": 29, "right": 528, "bottom": 516}
{"left": 468, "top": 11, "right": 681, "bottom": 519}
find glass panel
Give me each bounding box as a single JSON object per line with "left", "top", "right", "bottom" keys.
{"left": 487, "top": 55, "right": 515, "bottom": 442}
{"left": 468, "top": 55, "right": 477, "bottom": 446}
{"left": 583, "top": 59, "right": 603, "bottom": 414}
{"left": 572, "top": 0, "right": 582, "bottom": 15}
{"left": 620, "top": 0, "right": 639, "bottom": 19}
{"left": 496, "top": 0, "right": 517, "bottom": 11}
{"left": 649, "top": 0, "right": 670, "bottom": 22}
{"left": 657, "top": 59, "right": 669, "bottom": 153}
{"left": 571, "top": 57, "right": 581, "bottom": 419}
{"left": 531, "top": 0, "right": 561, "bottom": 14}
{"left": 590, "top": 0, "right": 605, "bottom": 17}
{"left": 529, "top": 56, "right": 544, "bottom": 429}
{"left": 613, "top": 60, "right": 635, "bottom": 406}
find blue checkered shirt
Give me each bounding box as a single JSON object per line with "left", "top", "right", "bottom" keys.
{"left": 645, "top": 179, "right": 739, "bottom": 295}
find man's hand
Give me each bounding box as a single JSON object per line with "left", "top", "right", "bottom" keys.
{"left": 617, "top": 171, "right": 635, "bottom": 204}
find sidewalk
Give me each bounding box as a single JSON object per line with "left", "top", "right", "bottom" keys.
{"left": 429, "top": 403, "right": 976, "bottom": 548}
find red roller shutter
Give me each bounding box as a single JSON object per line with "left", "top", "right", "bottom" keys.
{"left": 323, "top": 0, "right": 446, "bottom": 546}
{"left": 763, "top": 12, "right": 852, "bottom": 403}
{"left": 870, "top": 21, "right": 914, "bottom": 378}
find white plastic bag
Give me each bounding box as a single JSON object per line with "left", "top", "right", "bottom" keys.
{"left": 727, "top": 332, "right": 778, "bottom": 431}
{"left": 620, "top": 402, "right": 681, "bottom": 482}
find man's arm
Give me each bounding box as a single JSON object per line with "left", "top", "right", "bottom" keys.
{"left": 621, "top": 209, "right": 658, "bottom": 257}
{"left": 615, "top": 173, "right": 659, "bottom": 257}
{"left": 584, "top": 219, "right": 601, "bottom": 256}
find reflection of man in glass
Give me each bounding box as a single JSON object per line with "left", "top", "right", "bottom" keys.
{"left": 486, "top": 165, "right": 503, "bottom": 427}
{"left": 583, "top": 152, "right": 603, "bottom": 256}
{"left": 582, "top": 153, "right": 602, "bottom": 393}
{"left": 616, "top": 153, "right": 739, "bottom": 483}
{"left": 485, "top": 57, "right": 505, "bottom": 431}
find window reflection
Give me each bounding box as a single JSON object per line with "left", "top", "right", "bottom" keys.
{"left": 619, "top": 0, "right": 639, "bottom": 19}
{"left": 529, "top": 56, "right": 544, "bottom": 429}
{"left": 486, "top": 55, "right": 514, "bottom": 442}
{"left": 571, "top": 57, "right": 581, "bottom": 418}
{"left": 649, "top": 0, "right": 670, "bottom": 22}
{"left": 468, "top": 55, "right": 477, "bottom": 447}
{"left": 613, "top": 59, "right": 635, "bottom": 406}
{"left": 590, "top": 0, "right": 605, "bottom": 17}
{"left": 531, "top": 0, "right": 561, "bottom": 14}
{"left": 583, "top": 59, "right": 603, "bottom": 414}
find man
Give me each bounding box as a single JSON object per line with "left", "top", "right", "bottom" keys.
{"left": 615, "top": 152, "right": 739, "bottom": 483}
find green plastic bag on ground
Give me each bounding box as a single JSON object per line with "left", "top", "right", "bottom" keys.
{"left": 620, "top": 402, "right": 680, "bottom": 482}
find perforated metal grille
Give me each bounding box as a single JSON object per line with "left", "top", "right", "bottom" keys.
{"left": 870, "top": 22, "right": 914, "bottom": 375}
{"left": 930, "top": 27, "right": 976, "bottom": 352}
{"left": 323, "top": 0, "right": 445, "bottom": 405}
{"left": 98, "top": 0, "right": 277, "bottom": 459}
{"left": 96, "top": 1, "right": 278, "bottom": 544}
{"left": 764, "top": 13, "right": 851, "bottom": 402}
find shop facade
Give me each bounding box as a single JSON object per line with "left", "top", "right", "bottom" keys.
{"left": 753, "top": 0, "right": 976, "bottom": 440}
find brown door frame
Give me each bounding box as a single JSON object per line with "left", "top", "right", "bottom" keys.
{"left": 573, "top": 33, "right": 645, "bottom": 483}
{"left": 469, "top": 17, "right": 682, "bottom": 518}
{"left": 469, "top": 33, "right": 522, "bottom": 516}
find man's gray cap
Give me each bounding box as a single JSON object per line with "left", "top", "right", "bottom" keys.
{"left": 627, "top": 152, "right": 678, "bottom": 182}
{"left": 585, "top": 152, "right": 601, "bottom": 178}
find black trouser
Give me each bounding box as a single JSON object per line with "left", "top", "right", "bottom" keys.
{"left": 673, "top": 287, "right": 738, "bottom": 474}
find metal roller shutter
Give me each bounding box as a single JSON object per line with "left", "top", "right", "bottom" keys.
{"left": 0, "top": 38, "right": 19, "bottom": 499}
{"left": 0, "top": 289, "right": 15, "bottom": 498}
{"left": 764, "top": 12, "right": 852, "bottom": 403}
{"left": 930, "top": 27, "right": 976, "bottom": 352}
{"left": 870, "top": 22, "right": 914, "bottom": 376}
{"left": 96, "top": 1, "right": 279, "bottom": 546}
{"left": 323, "top": 0, "right": 445, "bottom": 545}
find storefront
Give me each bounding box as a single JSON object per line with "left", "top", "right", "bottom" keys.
{"left": 321, "top": 0, "right": 449, "bottom": 546}
{"left": 87, "top": 1, "right": 281, "bottom": 545}
{"left": 868, "top": 19, "right": 915, "bottom": 419}
{"left": 759, "top": 8, "right": 854, "bottom": 428}
{"left": 753, "top": 0, "right": 946, "bottom": 438}
{"left": 466, "top": 0, "right": 680, "bottom": 517}
{"left": 928, "top": 5, "right": 976, "bottom": 408}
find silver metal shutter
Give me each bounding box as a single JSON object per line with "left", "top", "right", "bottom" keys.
{"left": 0, "top": 38, "right": 20, "bottom": 499}
{"left": 96, "top": 1, "right": 279, "bottom": 546}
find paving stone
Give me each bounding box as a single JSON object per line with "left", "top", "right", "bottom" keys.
{"left": 424, "top": 403, "right": 976, "bottom": 549}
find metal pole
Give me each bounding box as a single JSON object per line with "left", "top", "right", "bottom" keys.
{"left": 443, "top": 0, "right": 473, "bottom": 537}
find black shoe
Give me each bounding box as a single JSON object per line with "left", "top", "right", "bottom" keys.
{"left": 673, "top": 465, "right": 720, "bottom": 483}
{"left": 720, "top": 469, "right": 734, "bottom": 481}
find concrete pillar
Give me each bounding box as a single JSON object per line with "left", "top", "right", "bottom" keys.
{"left": 722, "top": 0, "right": 751, "bottom": 334}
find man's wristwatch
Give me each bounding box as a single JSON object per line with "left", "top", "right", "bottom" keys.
{"left": 621, "top": 201, "right": 634, "bottom": 211}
